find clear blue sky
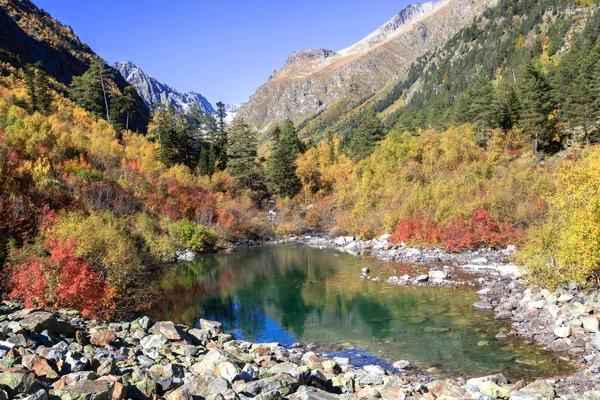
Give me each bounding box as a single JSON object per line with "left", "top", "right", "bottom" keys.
{"left": 32, "top": 0, "right": 415, "bottom": 105}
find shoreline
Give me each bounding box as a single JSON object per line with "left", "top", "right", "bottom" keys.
{"left": 2, "top": 237, "right": 599, "bottom": 398}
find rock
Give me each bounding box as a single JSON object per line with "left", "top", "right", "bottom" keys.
{"left": 289, "top": 385, "right": 337, "bottom": 400}
{"left": 527, "top": 300, "right": 546, "bottom": 309}
{"left": 496, "top": 332, "right": 508, "bottom": 339}
{"left": 243, "top": 376, "right": 292, "bottom": 397}
{"left": 167, "top": 387, "right": 192, "bottom": 400}
{"left": 140, "top": 334, "right": 168, "bottom": 350}
{"left": 583, "top": 316, "right": 599, "bottom": 333}
{"left": 53, "top": 379, "right": 114, "bottom": 400}
{"left": 214, "top": 361, "right": 240, "bottom": 382}
{"left": 0, "top": 369, "right": 43, "bottom": 396}
{"left": 392, "top": 360, "right": 413, "bottom": 370}
{"left": 23, "top": 389, "right": 48, "bottom": 400}
{"left": 495, "top": 311, "right": 513, "bottom": 320}
{"left": 363, "top": 365, "right": 385, "bottom": 375}
{"left": 553, "top": 326, "right": 571, "bottom": 338}
{"left": 19, "top": 312, "right": 73, "bottom": 335}
{"left": 190, "top": 348, "right": 244, "bottom": 376}
{"left": 428, "top": 269, "right": 449, "bottom": 281}
{"left": 112, "top": 382, "right": 126, "bottom": 400}
{"left": 199, "top": 319, "right": 223, "bottom": 336}
{"left": 157, "top": 321, "right": 181, "bottom": 340}
{"left": 240, "top": 363, "right": 260, "bottom": 382}
{"left": 592, "top": 333, "right": 600, "bottom": 351}
{"left": 53, "top": 372, "right": 99, "bottom": 390}
{"left": 479, "top": 381, "right": 509, "bottom": 399}
{"left": 473, "top": 301, "right": 493, "bottom": 310}
{"left": 138, "top": 316, "right": 152, "bottom": 330}
{"left": 33, "top": 357, "right": 60, "bottom": 380}
{"left": 510, "top": 380, "right": 555, "bottom": 400}
{"left": 187, "top": 374, "right": 231, "bottom": 398}
{"left": 96, "top": 358, "right": 115, "bottom": 376}
{"left": 268, "top": 362, "right": 300, "bottom": 378}
{"left": 466, "top": 374, "right": 508, "bottom": 388}
{"left": 361, "top": 268, "right": 370, "bottom": 275}
{"left": 416, "top": 274, "right": 429, "bottom": 282}
{"left": 89, "top": 330, "right": 117, "bottom": 347}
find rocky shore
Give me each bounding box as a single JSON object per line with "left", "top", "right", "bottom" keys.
{"left": 0, "top": 301, "right": 594, "bottom": 400}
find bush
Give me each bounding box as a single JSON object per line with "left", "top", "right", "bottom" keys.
{"left": 390, "top": 209, "right": 521, "bottom": 252}
{"left": 168, "top": 219, "right": 218, "bottom": 253}
{"left": 8, "top": 238, "right": 115, "bottom": 318}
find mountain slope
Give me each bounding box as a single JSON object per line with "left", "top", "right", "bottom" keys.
{"left": 0, "top": 0, "right": 150, "bottom": 132}
{"left": 237, "top": 0, "right": 493, "bottom": 137}
{"left": 114, "top": 61, "right": 215, "bottom": 114}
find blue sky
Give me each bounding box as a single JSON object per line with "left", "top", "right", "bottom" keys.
{"left": 32, "top": 0, "right": 415, "bottom": 105}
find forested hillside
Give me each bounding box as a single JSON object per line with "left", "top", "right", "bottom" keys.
{"left": 2, "top": 0, "right": 600, "bottom": 319}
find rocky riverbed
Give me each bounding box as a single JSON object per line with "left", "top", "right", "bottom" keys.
{"left": 0, "top": 301, "right": 595, "bottom": 400}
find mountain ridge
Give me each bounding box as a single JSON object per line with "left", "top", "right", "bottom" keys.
{"left": 237, "top": 0, "right": 493, "bottom": 138}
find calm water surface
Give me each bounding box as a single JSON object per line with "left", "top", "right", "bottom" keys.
{"left": 152, "top": 244, "right": 573, "bottom": 380}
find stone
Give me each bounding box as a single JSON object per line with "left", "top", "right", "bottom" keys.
{"left": 473, "top": 301, "right": 493, "bottom": 310}
{"left": 199, "top": 319, "right": 223, "bottom": 335}
{"left": 157, "top": 321, "right": 181, "bottom": 340}
{"left": 466, "top": 374, "right": 508, "bottom": 388}
{"left": 19, "top": 312, "right": 73, "bottom": 335}
{"left": 392, "top": 360, "right": 413, "bottom": 370}
{"left": 240, "top": 363, "right": 260, "bottom": 382}
{"left": 138, "top": 316, "right": 152, "bottom": 330}
{"left": 167, "top": 387, "right": 192, "bottom": 400}
{"left": 495, "top": 311, "right": 513, "bottom": 320}
{"left": 187, "top": 374, "right": 231, "bottom": 398}
{"left": 553, "top": 326, "right": 571, "bottom": 338}
{"left": 112, "top": 382, "right": 126, "bottom": 400}
{"left": 268, "top": 362, "right": 300, "bottom": 378}
{"left": 495, "top": 332, "right": 508, "bottom": 340}
{"left": 416, "top": 274, "right": 429, "bottom": 282}
{"left": 358, "top": 372, "right": 383, "bottom": 386}
{"left": 428, "top": 269, "right": 449, "bottom": 281}
{"left": 583, "top": 316, "right": 599, "bottom": 333}
{"left": 356, "top": 386, "right": 381, "bottom": 399}
{"left": 53, "top": 379, "right": 114, "bottom": 400}
{"left": 140, "top": 334, "right": 168, "bottom": 350}
{"left": 527, "top": 300, "right": 546, "bottom": 309}
{"left": 301, "top": 352, "right": 323, "bottom": 369}
{"left": 510, "top": 380, "right": 555, "bottom": 400}
{"left": 592, "top": 333, "right": 600, "bottom": 351}
{"left": 89, "top": 330, "right": 117, "bottom": 347}
{"left": 191, "top": 348, "right": 244, "bottom": 376}
{"left": 0, "top": 369, "right": 43, "bottom": 396}
{"left": 289, "top": 385, "right": 337, "bottom": 400}
{"left": 53, "top": 371, "right": 99, "bottom": 390}
{"left": 23, "top": 389, "right": 48, "bottom": 400}
{"left": 33, "top": 357, "right": 60, "bottom": 380}
{"left": 363, "top": 364, "right": 385, "bottom": 375}
{"left": 96, "top": 358, "right": 116, "bottom": 376}
{"left": 215, "top": 361, "right": 241, "bottom": 382}
{"left": 479, "top": 381, "right": 510, "bottom": 399}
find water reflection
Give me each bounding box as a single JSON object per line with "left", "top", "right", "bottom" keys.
{"left": 152, "top": 244, "right": 573, "bottom": 379}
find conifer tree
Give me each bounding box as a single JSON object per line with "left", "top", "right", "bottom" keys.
{"left": 70, "top": 61, "right": 113, "bottom": 121}
{"left": 226, "top": 118, "right": 262, "bottom": 188}
{"left": 265, "top": 120, "right": 302, "bottom": 198}
{"left": 153, "top": 103, "right": 187, "bottom": 167}
{"left": 517, "top": 62, "right": 556, "bottom": 154}
{"left": 349, "top": 109, "right": 384, "bottom": 162}
{"left": 24, "top": 62, "right": 52, "bottom": 114}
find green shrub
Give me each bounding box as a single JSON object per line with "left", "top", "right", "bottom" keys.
{"left": 168, "top": 220, "right": 218, "bottom": 254}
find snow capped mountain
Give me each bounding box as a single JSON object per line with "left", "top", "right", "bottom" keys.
{"left": 222, "top": 103, "right": 241, "bottom": 125}
{"left": 113, "top": 61, "right": 215, "bottom": 115}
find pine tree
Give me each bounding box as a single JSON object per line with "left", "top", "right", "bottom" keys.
{"left": 563, "top": 60, "right": 595, "bottom": 146}
{"left": 24, "top": 62, "right": 53, "bottom": 114}
{"left": 226, "top": 118, "right": 262, "bottom": 188}
{"left": 70, "top": 62, "right": 113, "bottom": 120}
{"left": 517, "top": 62, "right": 556, "bottom": 154}
{"left": 265, "top": 120, "right": 302, "bottom": 198}
{"left": 153, "top": 103, "right": 187, "bottom": 167}
{"left": 349, "top": 109, "right": 384, "bottom": 162}
{"left": 24, "top": 65, "right": 37, "bottom": 113}
{"left": 469, "top": 76, "right": 497, "bottom": 132}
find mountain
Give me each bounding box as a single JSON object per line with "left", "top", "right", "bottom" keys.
{"left": 237, "top": 0, "right": 493, "bottom": 138}
{"left": 114, "top": 61, "right": 215, "bottom": 114}
{"left": 0, "top": 0, "right": 150, "bottom": 132}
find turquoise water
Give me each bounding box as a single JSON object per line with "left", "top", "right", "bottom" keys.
{"left": 152, "top": 244, "right": 572, "bottom": 379}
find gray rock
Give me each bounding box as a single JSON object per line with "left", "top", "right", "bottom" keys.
{"left": 138, "top": 315, "right": 151, "bottom": 330}
{"left": 473, "top": 301, "right": 493, "bottom": 310}
{"left": 23, "top": 389, "right": 48, "bottom": 400}
{"left": 53, "top": 379, "right": 114, "bottom": 400}
{"left": 140, "top": 334, "right": 168, "bottom": 350}
{"left": 19, "top": 312, "right": 73, "bottom": 335}
{"left": 553, "top": 326, "right": 571, "bottom": 338}
{"left": 392, "top": 360, "right": 413, "bottom": 370}
{"left": 510, "top": 380, "right": 555, "bottom": 400}
{"left": 428, "top": 269, "right": 449, "bottom": 281}
{"left": 200, "top": 319, "right": 223, "bottom": 336}
{"left": 592, "top": 333, "right": 600, "bottom": 351}
{"left": 268, "top": 362, "right": 300, "bottom": 378}
{"left": 186, "top": 374, "right": 231, "bottom": 398}
{"left": 289, "top": 385, "right": 338, "bottom": 400}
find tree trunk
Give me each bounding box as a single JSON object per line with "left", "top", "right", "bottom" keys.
{"left": 98, "top": 63, "right": 110, "bottom": 122}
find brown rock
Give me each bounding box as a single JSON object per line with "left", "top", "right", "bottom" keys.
{"left": 167, "top": 387, "right": 192, "bottom": 400}
{"left": 112, "top": 382, "right": 127, "bottom": 400}
{"left": 33, "top": 357, "right": 60, "bottom": 380}
{"left": 90, "top": 330, "right": 118, "bottom": 347}
{"left": 76, "top": 330, "right": 90, "bottom": 346}
{"left": 199, "top": 319, "right": 223, "bottom": 336}
{"left": 158, "top": 322, "right": 181, "bottom": 341}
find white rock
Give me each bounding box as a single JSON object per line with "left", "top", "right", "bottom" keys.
{"left": 527, "top": 300, "right": 546, "bottom": 309}
{"left": 554, "top": 326, "right": 571, "bottom": 338}
{"left": 583, "top": 316, "right": 599, "bottom": 333}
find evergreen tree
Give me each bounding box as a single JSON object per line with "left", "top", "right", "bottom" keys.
{"left": 24, "top": 62, "right": 52, "bottom": 114}
{"left": 153, "top": 103, "right": 187, "bottom": 167}
{"left": 469, "top": 76, "right": 497, "bottom": 132}
{"left": 265, "top": 120, "right": 302, "bottom": 198}
{"left": 563, "top": 58, "right": 596, "bottom": 145}
{"left": 496, "top": 82, "right": 520, "bottom": 132}
{"left": 70, "top": 61, "right": 113, "bottom": 121}
{"left": 349, "top": 110, "right": 385, "bottom": 162}
{"left": 226, "top": 118, "right": 262, "bottom": 189}
{"left": 517, "top": 62, "right": 556, "bottom": 154}
{"left": 215, "top": 101, "right": 226, "bottom": 138}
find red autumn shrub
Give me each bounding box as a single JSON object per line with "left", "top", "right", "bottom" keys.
{"left": 390, "top": 209, "right": 521, "bottom": 252}
{"left": 8, "top": 239, "right": 115, "bottom": 318}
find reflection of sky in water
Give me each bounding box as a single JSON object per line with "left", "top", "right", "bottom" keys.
{"left": 154, "top": 244, "right": 574, "bottom": 380}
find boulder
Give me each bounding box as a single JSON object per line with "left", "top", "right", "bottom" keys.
{"left": 190, "top": 348, "right": 244, "bottom": 376}
{"left": 553, "top": 326, "right": 570, "bottom": 338}
{"left": 199, "top": 319, "right": 223, "bottom": 336}
{"left": 289, "top": 385, "right": 337, "bottom": 400}
{"left": 582, "top": 316, "right": 599, "bottom": 333}
{"left": 428, "top": 269, "right": 449, "bottom": 281}
{"left": 510, "top": 380, "right": 555, "bottom": 400}
{"left": 167, "top": 387, "right": 192, "bottom": 400}
{"left": 32, "top": 357, "right": 60, "bottom": 380}
{"left": 89, "top": 330, "right": 117, "bottom": 347}
{"left": 186, "top": 374, "right": 230, "bottom": 398}
{"left": 0, "top": 369, "right": 43, "bottom": 396}
{"left": 473, "top": 301, "right": 493, "bottom": 310}
{"left": 22, "top": 389, "right": 48, "bottom": 400}
{"left": 140, "top": 334, "right": 168, "bottom": 350}
{"left": 19, "top": 312, "right": 73, "bottom": 335}
{"left": 157, "top": 321, "right": 181, "bottom": 340}
{"left": 52, "top": 379, "right": 114, "bottom": 400}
